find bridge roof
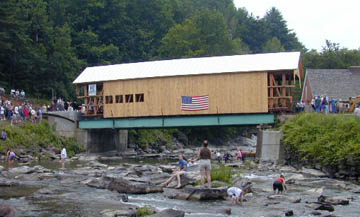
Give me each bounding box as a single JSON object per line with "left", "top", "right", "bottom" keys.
{"left": 73, "top": 51, "right": 301, "bottom": 84}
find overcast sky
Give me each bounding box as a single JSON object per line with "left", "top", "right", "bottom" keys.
{"left": 233, "top": 0, "right": 360, "bottom": 51}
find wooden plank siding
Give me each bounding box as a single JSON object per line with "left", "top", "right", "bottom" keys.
{"left": 103, "top": 71, "right": 268, "bottom": 118}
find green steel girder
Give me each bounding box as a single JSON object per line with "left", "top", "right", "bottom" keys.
{"left": 78, "top": 114, "right": 274, "bottom": 129}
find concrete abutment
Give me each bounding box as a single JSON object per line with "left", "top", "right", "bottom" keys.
{"left": 45, "top": 112, "right": 128, "bottom": 153}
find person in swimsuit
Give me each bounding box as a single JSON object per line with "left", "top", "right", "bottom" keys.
{"left": 161, "top": 154, "right": 188, "bottom": 188}
{"left": 273, "top": 175, "right": 287, "bottom": 194}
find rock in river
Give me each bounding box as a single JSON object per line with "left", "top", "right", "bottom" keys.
{"left": 163, "top": 186, "right": 227, "bottom": 200}
{"left": 314, "top": 203, "right": 335, "bottom": 212}
{"left": 318, "top": 195, "right": 351, "bottom": 205}
{"left": 267, "top": 194, "right": 301, "bottom": 203}
{"left": 82, "top": 177, "right": 111, "bottom": 189}
{"left": 301, "top": 167, "right": 327, "bottom": 177}
{"left": 0, "top": 204, "right": 16, "bottom": 217}
{"left": 148, "top": 209, "right": 185, "bottom": 217}
{"left": 107, "top": 177, "right": 163, "bottom": 194}
{"left": 100, "top": 208, "right": 137, "bottom": 217}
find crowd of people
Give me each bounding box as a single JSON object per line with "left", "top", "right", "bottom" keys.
{"left": 47, "top": 97, "right": 81, "bottom": 112}
{"left": 0, "top": 97, "right": 45, "bottom": 125}
{"left": 310, "top": 96, "right": 341, "bottom": 114}
{"left": 297, "top": 95, "right": 360, "bottom": 114}
{"left": 216, "top": 149, "right": 248, "bottom": 163}
{"left": 10, "top": 89, "right": 25, "bottom": 99}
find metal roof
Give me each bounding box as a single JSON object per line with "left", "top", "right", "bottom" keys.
{"left": 305, "top": 68, "right": 360, "bottom": 101}
{"left": 73, "top": 51, "right": 301, "bottom": 84}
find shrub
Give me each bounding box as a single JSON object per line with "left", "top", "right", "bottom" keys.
{"left": 137, "top": 206, "right": 155, "bottom": 216}
{"left": 282, "top": 113, "right": 360, "bottom": 174}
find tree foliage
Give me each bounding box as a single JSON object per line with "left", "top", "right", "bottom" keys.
{"left": 0, "top": 0, "right": 305, "bottom": 100}
{"left": 303, "top": 40, "right": 360, "bottom": 69}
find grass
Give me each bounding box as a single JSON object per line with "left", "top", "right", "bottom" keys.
{"left": 195, "top": 164, "right": 236, "bottom": 186}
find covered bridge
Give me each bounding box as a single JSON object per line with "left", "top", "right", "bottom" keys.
{"left": 73, "top": 52, "right": 302, "bottom": 128}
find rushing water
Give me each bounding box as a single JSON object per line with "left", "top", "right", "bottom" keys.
{"left": 1, "top": 159, "right": 360, "bottom": 217}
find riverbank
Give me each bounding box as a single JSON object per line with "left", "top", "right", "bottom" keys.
{"left": 1, "top": 152, "right": 360, "bottom": 217}
{"left": 0, "top": 121, "right": 85, "bottom": 162}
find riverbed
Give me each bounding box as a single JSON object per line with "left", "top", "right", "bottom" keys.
{"left": 1, "top": 157, "right": 359, "bottom": 217}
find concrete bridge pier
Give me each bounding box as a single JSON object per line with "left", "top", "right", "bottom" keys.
{"left": 256, "top": 130, "right": 284, "bottom": 163}
{"left": 85, "top": 129, "right": 128, "bottom": 153}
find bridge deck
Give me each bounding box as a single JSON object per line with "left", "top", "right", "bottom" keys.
{"left": 78, "top": 114, "right": 274, "bottom": 129}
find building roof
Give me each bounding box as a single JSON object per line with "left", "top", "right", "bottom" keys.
{"left": 305, "top": 68, "right": 360, "bottom": 101}
{"left": 73, "top": 52, "right": 301, "bottom": 84}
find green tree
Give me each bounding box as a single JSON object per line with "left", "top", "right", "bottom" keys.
{"left": 262, "top": 37, "right": 285, "bottom": 53}
{"left": 263, "top": 7, "right": 303, "bottom": 51}
{"left": 160, "top": 9, "right": 247, "bottom": 58}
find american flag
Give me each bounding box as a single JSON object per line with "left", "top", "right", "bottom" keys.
{"left": 181, "top": 95, "right": 209, "bottom": 111}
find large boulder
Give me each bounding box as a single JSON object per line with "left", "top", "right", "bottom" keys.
{"left": 107, "top": 177, "right": 163, "bottom": 194}
{"left": 314, "top": 203, "right": 334, "bottom": 212}
{"left": 88, "top": 161, "right": 108, "bottom": 169}
{"left": 301, "top": 168, "right": 327, "bottom": 177}
{"left": 82, "top": 177, "right": 111, "bottom": 189}
{"left": 163, "top": 186, "right": 227, "bottom": 201}
{"left": 304, "top": 188, "right": 323, "bottom": 196}
{"left": 9, "top": 165, "right": 50, "bottom": 174}
{"left": 9, "top": 166, "right": 33, "bottom": 174}
{"left": 0, "top": 204, "right": 16, "bottom": 217}
{"left": 286, "top": 174, "right": 305, "bottom": 184}
{"left": 148, "top": 209, "right": 185, "bottom": 217}
{"left": 318, "top": 195, "right": 351, "bottom": 205}
{"left": 0, "top": 178, "right": 20, "bottom": 187}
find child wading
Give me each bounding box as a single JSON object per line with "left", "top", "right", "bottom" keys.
{"left": 273, "top": 175, "right": 287, "bottom": 194}
{"left": 60, "top": 145, "right": 67, "bottom": 169}
{"left": 227, "top": 183, "right": 252, "bottom": 205}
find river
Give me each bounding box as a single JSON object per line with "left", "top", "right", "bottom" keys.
{"left": 0, "top": 158, "right": 359, "bottom": 217}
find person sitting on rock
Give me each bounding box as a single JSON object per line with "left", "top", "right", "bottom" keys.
{"left": 273, "top": 175, "right": 287, "bottom": 194}
{"left": 160, "top": 154, "right": 188, "bottom": 188}
{"left": 227, "top": 186, "right": 250, "bottom": 205}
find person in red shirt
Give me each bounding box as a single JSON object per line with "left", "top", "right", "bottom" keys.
{"left": 273, "top": 175, "right": 287, "bottom": 194}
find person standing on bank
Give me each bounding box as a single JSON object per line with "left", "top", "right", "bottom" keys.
{"left": 60, "top": 145, "right": 67, "bottom": 169}
{"left": 198, "top": 140, "right": 211, "bottom": 188}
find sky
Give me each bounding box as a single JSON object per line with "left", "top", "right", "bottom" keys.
{"left": 233, "top": 0, "right": 360, "bottom": 51}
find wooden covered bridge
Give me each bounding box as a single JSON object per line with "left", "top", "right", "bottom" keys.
{"left": 73, "top": 52, "right": 303, "bottom": 129}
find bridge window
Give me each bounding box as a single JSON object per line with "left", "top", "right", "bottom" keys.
{"left": 125, "top": 94, "right": 134, "bottom": 103}
{"left": 105, "top": 96, "right": 113, "bottom": 104}
{"left": 135, "top": 93, "right": 144, "bottom": 102}
{"left": 115, "top": 95, "right": 123, "bottom": 103}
